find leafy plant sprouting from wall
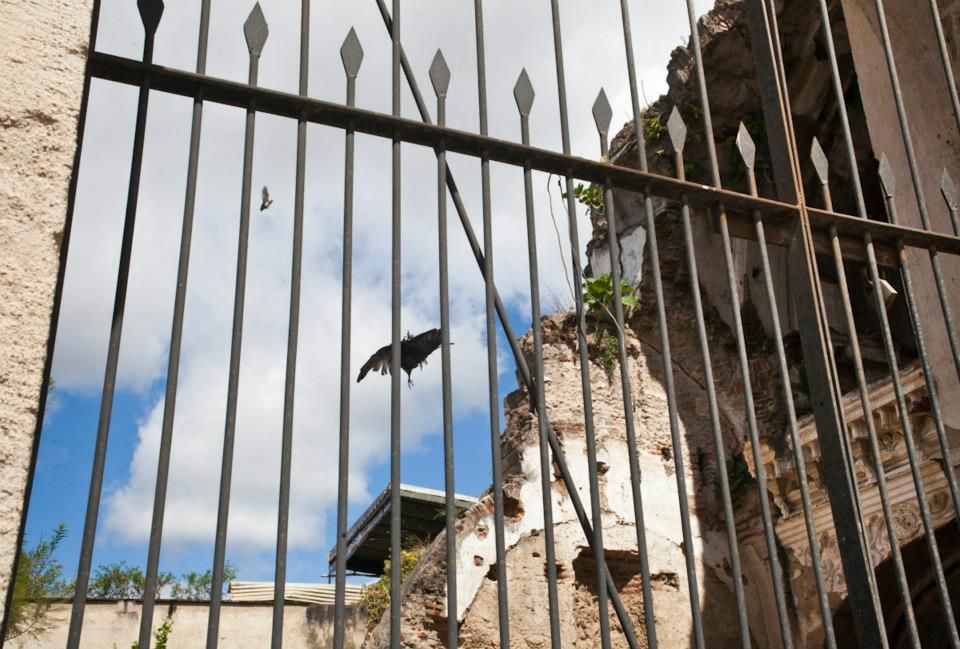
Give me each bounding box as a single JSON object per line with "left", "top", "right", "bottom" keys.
{"left": 562, "top": 182, "right": 604, "bottom": 212}
{"left": 360, "top": 546, "right": 423, "bottom": 631}
{"left": 582, "top": 274, "right": 637, "bottom": 378}
{"left": 131, "top": 618, "right": 173, "bottom": 649}
{"left": 5, "top": 524, "right": 71, "bottom": 641}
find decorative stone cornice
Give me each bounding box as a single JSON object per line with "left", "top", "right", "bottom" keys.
{"left": 744, "top": 361, "right": 958, "bottom": 592}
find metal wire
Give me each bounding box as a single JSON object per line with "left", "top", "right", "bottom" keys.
{"left": 389, "top": 1, "right": 402, "bottom": 647}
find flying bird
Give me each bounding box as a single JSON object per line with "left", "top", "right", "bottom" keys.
{"left": 260, "top": 186, "right": 273, "bottom": 211}
{"left": 357, "top": 328, "right": 445, "bottom": 388}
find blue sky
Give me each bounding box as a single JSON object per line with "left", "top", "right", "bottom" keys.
{"left": 22, "top": 0, "right": 710, "bottom": 588}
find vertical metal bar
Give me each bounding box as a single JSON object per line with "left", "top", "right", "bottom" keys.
{"left": 334, "top": 26, "right": 362, "bottom": 649}
{"left": 66, "top": 4, "right": 163, "bottom": 647}
{"left": 0, "top": 0, "right": 101, "bottom": 638}
{"left": 389, "top": 1, "right": 402, "bottom": 646}
{"left": 812, "top": 143, "right": 924, "bottom": 649}
{"left": 682, "top": 2, "right": 792, "bottom": 645}
{"left": 369, "top": 6, "right": 638, "bottom": 642}
{"left": 512, "top": 69, "right": 561, "bottom": 649}
{"left": 924, "top": 0, "right": 960, "bottom": 134}
{"left": 877, "top": 159, "right": 960, "bottom": 530}
{"left": 137, "top": 2, "right": 210, "bottom": 647}
{"left": 429, "top": 50, "right": 458, "bottom": 649}
{"left": 472, "top": 4, "right": 509, "bottom": 646}
{"left": 206, "top": 7, "right": 268, "bottom": 648}
{"left": 270, "top": 3, "right": 309, "bottom": 646}
{"left": 666, "top": 113, "right": 751, "bottom": 649}
{"left": 872, "top": 163, "right": 960, "bottom": 647}
{"left": 868, "top": 5, "right": 960, "bottom": 513}
{"left": 547, "top": 2, "right": 657, "bottom": 645}
{"left": 737, "top": 126, "right": 837, "bottom": 649}
{"left": 590, "top": 89, "right": 636, "bottom": 648}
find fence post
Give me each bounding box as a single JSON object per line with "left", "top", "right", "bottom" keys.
{"left": 742, "top": 0, "right": 887, "bottom": 646}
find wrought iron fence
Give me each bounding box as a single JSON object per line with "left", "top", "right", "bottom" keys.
{"left": 5, "top": 0, "right": 960, "bottom": 647}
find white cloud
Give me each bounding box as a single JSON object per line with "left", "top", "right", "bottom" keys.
{"left": 51, "top": 0, "right": 712, "bottom": 552}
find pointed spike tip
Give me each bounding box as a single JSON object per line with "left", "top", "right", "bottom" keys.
{"left": 810, "top": 137, "right": 829, "bottom": 185}
{"left": 942, "top": 169, "right": 958, "bottom": 210}
{"left": 244, "top": 3, "right": 269, "bottom": 57}
{"left": 137, "top": 0, "right": 164, "bottom": 33}
{"left": 341, "top": 28, "right": 364, "bottom": 77}
{"left": 736, "top": 123, "right": 756, "bottom": 169}
{"left": 667, "top": 107, "right": 687, "bottom": 154}
{"left": 877, "top": 153, "right": 896, "bottom": 198}
{"left": 513, "top": 69, "right": 534, "bottom": 116}
{"left": 429, "top": 50, "right": 450, "bottom": 97}
{"left": 592, "top": 89, "right": 612, "bottom": 135}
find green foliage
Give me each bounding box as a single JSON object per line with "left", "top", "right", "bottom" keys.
{"left": 643, "top": 112, "right": 665, "bottom": 142}
{"left": 5, "top": 524, "right": 70, "bottom": 641}
{"left": 360, "top": 549, "right": 422, "bottom": 631}
{"left": 131, "top": 618, "right": 173, "bottom": 649}
{"left": 562, "top": 183, "right": 604, "bottom": 212}
{"left": 90, "top": 561, "right": 235, "bottom": 601}
{"left": 595, "top": 328, "right": 620, "bottom": 379}
{"left": 715, "top": 455, "right": 756, "bottom": 502}
{"left": 582, "top": 274, "right": 637, "bottom": 321}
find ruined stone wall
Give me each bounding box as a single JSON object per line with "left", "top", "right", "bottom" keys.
{"left": 0, "top": 0, "right": 93, "bottom": 627}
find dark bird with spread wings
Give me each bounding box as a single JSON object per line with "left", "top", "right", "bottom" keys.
{"left": 260, "top": 185, "right": 273, "bottom": 211}
{"left": 357, "top": 328, "right": 444, "bottom": 387}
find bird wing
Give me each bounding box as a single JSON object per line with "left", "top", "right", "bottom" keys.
{"left": 404, "top": 329, "right": 442, "bottom": 368}
{"left": 357, "top": 344, "right": 392, "bottom": 382}
{"left": 262, "top": 185, "right": 270, "bottom": 202}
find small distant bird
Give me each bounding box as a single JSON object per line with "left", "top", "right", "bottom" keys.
{"left": 357, "top": 328, "right": 445, "bottom": 388}
{"left": 260, "top": 185, "right": 273, "bottom": 211}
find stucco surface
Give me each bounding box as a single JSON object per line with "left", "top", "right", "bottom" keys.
{"left": 0, "top": 0, "right": 92, "bottom": 628}
{"left": 4, "top": 600, "right": 368, "bottom": 649}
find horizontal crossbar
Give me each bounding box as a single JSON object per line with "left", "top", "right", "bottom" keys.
{"left": 89, "top": 52, "right": 960, "bottom": 265}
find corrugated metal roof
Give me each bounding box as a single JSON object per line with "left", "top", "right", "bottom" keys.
{"left": 228, "top": 581, "right": 364, "bottom": 605}
{"left": 327, "top": 483, "right": 479, "bottom": 576}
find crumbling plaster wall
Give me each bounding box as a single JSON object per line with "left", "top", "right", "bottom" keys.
{"left": 0, "top": 0, "right": 92, "bottom": 628}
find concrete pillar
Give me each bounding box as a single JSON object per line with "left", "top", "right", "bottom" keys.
{"left": 0, "top": 0, "right": 93, "bottom": 630}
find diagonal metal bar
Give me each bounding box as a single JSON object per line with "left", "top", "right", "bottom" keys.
{"left": 68, "top": 3, "right": 163, "bottom": 646}
{"left": 924, "top": 0, "right": 960, "bottom": 135}
{"left": 138, "top": 2, "right": 210, "bottom": 648}
{"left": 206, "top": 6, "right": 267, "bottom": 648}
{"left": 369, "top": 2, "right": 637, "bottom": 643}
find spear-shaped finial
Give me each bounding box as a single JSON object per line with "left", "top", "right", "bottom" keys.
{"left": 877, "top": 153, "right": 896, "bottom": 198}
{"left": 137, "top": 0, "right": 164, "bottom": 34}
{"left": 429, "top": 50, "right": 450, "bottom": 98}
{"left": 735, "top": 122, "right": 756, "bottom": 169}
{"left": 667, "top": 107, "right": 687, "bottom": 154}
{"left": 942, "top": 168, "right": 958, "bottom": 211}
{"left": 810, "top": 137, "right": 829, "bottom": 186}
{"left": 340, "top": 28, "right": 364, "bottom": 78}
{"left": 244, "top": 3, "right": 269, "bottom": 57}
{"left": 592, "top": 89, "right": 612, "bottom": 137}
{"left": 513, "top": 69, "right": 535, "bottom": 117}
